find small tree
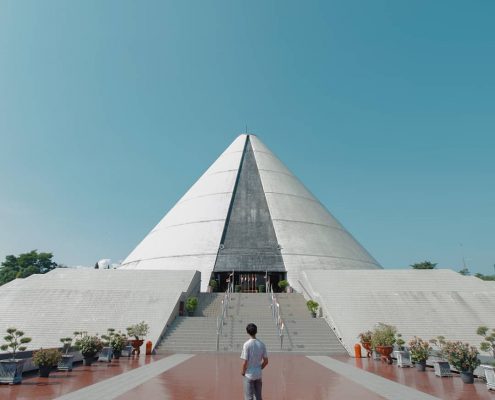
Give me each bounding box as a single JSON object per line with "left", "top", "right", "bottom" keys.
{"left": 429, "top": 335, "right": 447, "bottom": 359}
{"left": 126, "top": 322, "right": 149, "bottom": 340}
{"left": 410, "top": 261, "right": 437, "bottom": 270}
{"left": 0, "top": 327, "right": 32, "bottom": 360}
{"left": 60, "top": 337, "right": 73, "bottom": 355}
{"left": 101, "top": 328, "right": 116, "bottom": 347}
{"left": 477, "top": 326, "right": 495, "bottom": 358}
{"left": 396, "top": 333, "right": 405, "bottom": 350}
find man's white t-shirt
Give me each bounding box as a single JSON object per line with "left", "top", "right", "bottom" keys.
{"left": 240, "top": 338, "right": 267, "bottom": 380}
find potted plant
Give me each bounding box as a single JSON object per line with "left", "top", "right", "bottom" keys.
{"left": 208, "top": 279, "right": 218, "bottom": 293}
{"left": 477, "top": 326, "right": 495, "bottom": 389}
{"left": 99, "top": 328, "right": 116, "bottom": 362}
{"left": 110, "top": 332, "right": 127, "bottom": 359}
{"left": 127, "top": 322, "right": 149, "bottom": 355}
{"left": 442, "top": 340, "right": 480, "bottom": 384}
{"left": 306, "top": 300, "right": 319, "bottom": 318}
{"left": 358, "top": 330, "right": 373, "bottom": 358}
{"left": 371, "top": 323, "right": 397, "bottom": 364}
{"left": 394, "top": 334, "right": 412, "bottom": 368}
{"left": 74, "top": 332, "right": 103, "bottom": 366}
{"left": 278, "top": 280, "right": 289, "bottom": 293}
{"left": 429, "top": 336, "right": 452, "bottom": 377}
{"left": 0, "top": 327, "right": 32, "bottom": 384}
{"left": 235, "top": 284, "right": 241, "bottom": 293}
{"left": 185, "top": 297, "right": 199, "bottom": 316}
{"left": 408, "top": 337, "right": 431, "bottom": 371}
{"left": 32, "top": 348, "right": 61, "bottom": 377}
{"left": 58, "top": 336, "right": 75, "bottom": 371}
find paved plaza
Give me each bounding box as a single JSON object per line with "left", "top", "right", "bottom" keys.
{"left": 2, "top": 353, "right": 493, "bottom": 400}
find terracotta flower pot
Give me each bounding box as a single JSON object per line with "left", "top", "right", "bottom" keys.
{"left": 375, "top": 345, "right": 394, "bottom": 364}
{"left": 131, "top": 339, "right": 144, "bottom": 355}
{"left": 362, "top": 342, "right": 372, "bottom": 358}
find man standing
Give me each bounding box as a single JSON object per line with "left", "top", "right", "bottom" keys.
{"left": 240, "top": 323, "right": 269, "bottom": 400}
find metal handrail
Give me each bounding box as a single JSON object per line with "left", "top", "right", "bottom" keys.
{"left": 216, "top": 278, "right": 234, "bottom": 351}
{"left": 267, "top": 281, "right": 285, "bottom": 350}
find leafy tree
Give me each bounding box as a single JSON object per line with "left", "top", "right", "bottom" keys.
{"left": 477, "top": 326, "right": 495, "bottom": 358}
{"left": 459, "top": 268, "right": 470, "bottom": 276}
{"left": 410, "top": 261, "right": 437, "bottom": 269}
{"left": 0, "top": 250, "right": 59, "bottom": 286}
{"left": 474, "top": 273, "right": 495, "bottom": 281}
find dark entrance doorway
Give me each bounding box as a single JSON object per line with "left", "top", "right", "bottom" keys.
{"left": 214, "top": 271, "right": 286, "bottom": 293}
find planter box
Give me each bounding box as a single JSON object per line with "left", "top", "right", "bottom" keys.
{"left": 393, "top": 351, "right": 412, "bottom": 368}
{"left": 481, "top": 365, "right": 495, "bottom": 390}
{"left": 58, "top": 354, "right": 74, "bottom": 371}
{"left": 121, "top": 345, "right": 133, "bottom": 357}
{"left": 0, "top": 359, "right": 25, "bottom": 384}
{"left": 98, "top": 347, "right": 113, "bottom": 362}
{"left": 433, "top": 361, "right": 452, "bottom": 377}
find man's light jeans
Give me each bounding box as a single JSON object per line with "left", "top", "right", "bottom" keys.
{"left": 243, "top": 376, "right": 262, "bottom": 400}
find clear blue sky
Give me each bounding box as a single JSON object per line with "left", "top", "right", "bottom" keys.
{"left": 0, "top": 1, "right": 493, "bottom": 274}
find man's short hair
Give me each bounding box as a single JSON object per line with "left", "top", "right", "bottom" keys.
{"left": 246, "top": 323, "right": 257, "bottom": 336}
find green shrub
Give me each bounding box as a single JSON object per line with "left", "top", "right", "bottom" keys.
{"left": 306, "top": 300, "right": 319, "bottom": 314}
{"left": 74, "top": 334, "right": 103, "bottom": 356}
{"left": 32, "top": 348, "right": 62, "bottom": 367}
{"left": 278, "top": 280, "right": 289, "bottom": 291}
{"left": 442, "top": 341, "right": 480, "bottom": 372}
{"left": 371, "top": 323, "right": 397, "bottom": 347}
{"left": 185, "top": 296, "right": 199, "bottom": 313}
{"left": 408, "top": 337, "right": 431, "bottom": 363}
{"left": 110, "top": 333, "right": 127, "bottom": 352}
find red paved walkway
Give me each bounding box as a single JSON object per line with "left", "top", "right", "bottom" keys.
{"left": 1, "top": 353, "right": 493, "bottom": 399}
{"left": 1, "top": 355, "right": 159, "bottom": 400}
{"left": 336, "top": 355, "right": 494, "bottom": 400}
{"left": 117, "top": 354, "right": 385, "bottom": 400}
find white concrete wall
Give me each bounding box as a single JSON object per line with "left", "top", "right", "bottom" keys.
{"left": 0, "top": 268, "right": 199, "bottom": 352}
{"left": 300, "top": 269, "right": 495, "bottom": 356}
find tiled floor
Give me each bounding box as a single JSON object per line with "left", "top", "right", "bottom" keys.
{"left": 1, "top": 353, "right": 493, "bottom": 400}
{"left": 335, "top": 356, "right": 495, "bottom": 400}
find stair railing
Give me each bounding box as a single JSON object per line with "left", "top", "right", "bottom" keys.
{"left": 217, "top": 280, "right": 234, "bottom": 351}
{"left": 267, "top": 282, "right": 285, "bottom": 350}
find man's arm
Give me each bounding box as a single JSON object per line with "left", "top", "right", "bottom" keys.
{"left": 261, "top": 356, "right": 268, "bottom": 370}
{"left": 241, "top": 359, "right": 248, "bottom": 376}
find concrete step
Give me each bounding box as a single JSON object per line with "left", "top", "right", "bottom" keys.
{"left": 156, "top": 292, "right": 347, "bottom": 355}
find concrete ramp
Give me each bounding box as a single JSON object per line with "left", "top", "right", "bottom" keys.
{"left": 0, "top": 268, "right": 200, "bottom": 352}
{"left": 300, "top": 269, "right": 495, "bottom": 356}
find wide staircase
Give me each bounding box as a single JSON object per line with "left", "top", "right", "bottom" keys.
{"left": 155, "top": 292, "right": 347, "bottom": 355}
